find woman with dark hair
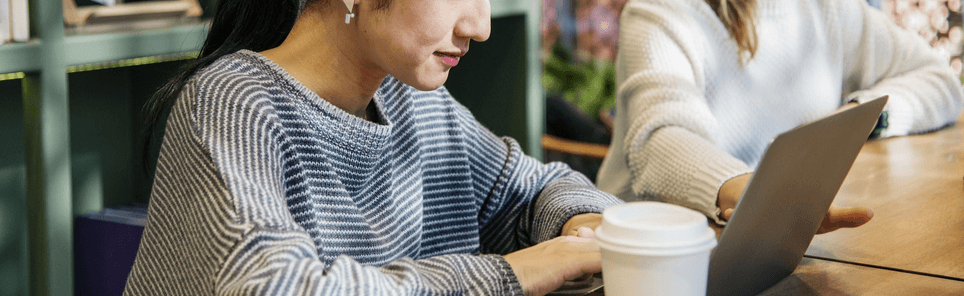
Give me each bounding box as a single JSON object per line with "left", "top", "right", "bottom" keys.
{"left": 125, "top": 0, "right": 622, "bottom": 295}
{"left": 597, "top": 0, "right": 963, "bottom": 229}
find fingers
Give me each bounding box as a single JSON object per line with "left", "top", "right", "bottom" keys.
{"left": 722, "top": 208, "right": 734, "bottom": 220}
{"left": 718, "top": 173, "right": 751, "bottom": 215}
{"left": 817, "top": 205, "right": 874, "bottom": 234}
{"left": 511, "top": 236, "right": 602, "bottom": 293}
{"left": 563, "top": 213, "right": 603, "bottom": 237}
{"left": 575, "top": 226, "right": 596, "bottom": 239}
{"left": 724, "top": 204, "right": 871, "bottom": 234}
{"left": 555, "top": 237, "right": 603, "bottom": 274}
{"left": 565, "top": 225, "right": 598, "bottom": 238}
{"left": 560, "top": 236, "right": 601, "bottom": 257}
{"left": 504, "top": 237, "right": 603, "bottom": 296}
{"left": 562, "top": 236, "right": 592, "bottom": 243}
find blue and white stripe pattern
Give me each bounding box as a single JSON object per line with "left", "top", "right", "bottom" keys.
{"left": 124, "top": 50, "right": 622, "bottom": 295}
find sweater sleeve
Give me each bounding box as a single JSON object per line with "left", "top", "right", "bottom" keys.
{"left": 838, "top": 0, "right": 964, "bottom": 137}
{"left": 444, "top": 90, "right": 623, "bottom": 252}
{"left": 613, "top": 1, "right": 753, "bottom": 224}
{"left": 124, "top": 81, "right": 522, "bottom": 296}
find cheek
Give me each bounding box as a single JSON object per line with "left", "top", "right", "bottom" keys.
{"left": 386, "top": 29, "right": 446, "bottom": 69}
{"left": 372, "top": 26, "right": 431, "bottom": 58}
{"left": 359, "top": 26, "right": 417, "bottom": 67}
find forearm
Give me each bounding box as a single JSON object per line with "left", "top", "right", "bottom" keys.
{"left": 627, "top": 126, "right": 752, "bottom": 224}
{"left": 843, "top": 0, "right": 964, "bottom": 136}
{"left": 523, "top": 162, "right": 623, "bottom": 243}
{"left": 476, "top": 138, "right": 621, "bottom": 252}
{"left": 216, "top": 227, "right": 523, "bottom": 296}
{"left": 846, "top": 72, "right": 963, "bottom": 137}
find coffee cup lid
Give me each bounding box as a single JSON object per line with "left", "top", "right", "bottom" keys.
{"left": 594, "top": 201, "right": 717, "bottom": 256}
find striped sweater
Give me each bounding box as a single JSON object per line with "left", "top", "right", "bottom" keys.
{"left": 124, "top": 50, "right": 622, "bottom": 295}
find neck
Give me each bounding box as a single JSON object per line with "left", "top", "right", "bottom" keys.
{"left": 261, "top": 6, "right": 386, "bottom": 119}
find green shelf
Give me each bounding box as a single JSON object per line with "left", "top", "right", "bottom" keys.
{"left": 65, "top": 23, "right": 209, "bottom": 67}
{"left": 0, "top": 41, "right": 42, "bottom": 74}
{"left": 0, "top": 23, "right": 209, "bottom": 74}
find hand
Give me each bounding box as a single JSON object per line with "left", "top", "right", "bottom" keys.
{"left": 504, "top": 235, "right": 602, "bottom": 296}
{"left": 560, "top": 213, "right": 602, "bottom": 238}
{"left": 721, "top": 205, "right": 874, "bottom": 234}
{"left": 814, "top": 205, "right": 874, "bottom": 234}
{"left": 717, "top": 173, "right": 752, "bottom": 220}
{"left": 718, "top": 173, "right": 875, "bottom": 234}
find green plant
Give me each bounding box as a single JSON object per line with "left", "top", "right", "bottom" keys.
{"left": 542, "top": 44, "right": 617, "bottom": 119}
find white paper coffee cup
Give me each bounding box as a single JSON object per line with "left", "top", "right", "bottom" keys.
{"left": 594, "top": 201, "right": 717, "bottom": 296}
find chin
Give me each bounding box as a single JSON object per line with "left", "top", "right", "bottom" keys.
{"left": 405, "top": 73, "right": 449, "bottom": 91}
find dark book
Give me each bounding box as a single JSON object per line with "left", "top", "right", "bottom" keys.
{"left": 74, "top": 205, "right": 147, "bottom": 296}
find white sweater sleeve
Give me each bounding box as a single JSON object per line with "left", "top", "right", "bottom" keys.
{"left": 615, "top": 1, "right": 752, "bottom": 223}
{"left": 839, "top": 0, "right": 964, "bottom": 137}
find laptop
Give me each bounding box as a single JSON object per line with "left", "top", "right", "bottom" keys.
{"left": 706, "top": 95, "right": 887, "bottom": 295}
{"left": 549, "top": 95, "right": 888, "bottom": 296}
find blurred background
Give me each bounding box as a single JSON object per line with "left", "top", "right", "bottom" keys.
{"left": 539, "top": 0, "right": 964, "bottom": 181}
{"left": 540, "top": 0, "right": 628, "bottom": 181}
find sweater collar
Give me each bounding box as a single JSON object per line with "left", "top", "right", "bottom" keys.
{"left": 237, "top": 49, "right": 394, "bottom": 158}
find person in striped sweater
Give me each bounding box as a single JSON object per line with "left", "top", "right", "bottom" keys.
{"left": 125, "top": 0, "right": 623, "bottom": 295}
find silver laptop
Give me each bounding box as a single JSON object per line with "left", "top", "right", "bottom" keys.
{"left": 548, "top": 96, "right": 888, "bottom": 296}
{"left": 707, "top": 95, "right": 888, "bottom": 296}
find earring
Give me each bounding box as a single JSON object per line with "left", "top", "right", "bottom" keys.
{"left": 343, "top": 0, "right": 355, "bottom": 24}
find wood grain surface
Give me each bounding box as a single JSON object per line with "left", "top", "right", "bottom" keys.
{"left": 759, "top": 257, "right": 964, "bottom": 295}
{"left": 572, "top": 257, "right": 964, "bottom": 296}
{"left": 805, "top": 121, "right": 964, "bottom": 280}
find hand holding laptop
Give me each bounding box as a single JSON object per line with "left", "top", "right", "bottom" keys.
{"left": 717, "top": 173, "right": 875, "bottom": 234}
{"left": 706, "top": 96, "right": 889, "bottom": 296}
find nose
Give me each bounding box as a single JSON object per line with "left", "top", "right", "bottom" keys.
{"left": 454, "top": 0, "right": 491, "bottom": 42}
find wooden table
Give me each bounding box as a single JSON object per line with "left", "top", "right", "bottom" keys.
{"left": 564, "top": 257, "right": 964, "bottom": 296}
{"left": 759, "top": 257, "right": 964, "bottom": 295}
{"left": 805, "top": 121, "right": 964, "bottom": 281}
{"left": 567, "top": 120, "right": 964, "bottom": 295}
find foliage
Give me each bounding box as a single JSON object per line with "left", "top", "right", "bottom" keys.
{"left": 542, "top": 43, "right": 616, "bottom": 119}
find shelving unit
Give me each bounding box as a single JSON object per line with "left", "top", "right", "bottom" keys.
{"left": 0, "top": 41, "right": 41, "bottom": 74}
{"left": 0, "top": 0, "right": 543, "bottom": 295}
{"left": 65, "top": 23, "right": 209, "bottom": 66}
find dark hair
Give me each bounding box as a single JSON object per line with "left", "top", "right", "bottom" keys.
{"left": 141, "top": 0, "right": 314, "bottom": 171}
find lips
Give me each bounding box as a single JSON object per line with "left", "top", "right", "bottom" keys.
{"left": 435, "top": 52, "right": 462, "bottom": 66}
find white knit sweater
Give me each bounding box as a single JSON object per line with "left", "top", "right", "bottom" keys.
{"left": 596, "top": 0, "right": 964, "bottom": 223}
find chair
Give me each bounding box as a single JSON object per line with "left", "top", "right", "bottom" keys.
{"left": 541, "top": 134, "right": 610, "bottom": 182}
{"left": 541, "top": 134, "right": 610, "bottom": 160}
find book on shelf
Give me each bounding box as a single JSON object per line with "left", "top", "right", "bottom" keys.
{"left": 64, "top": 0, "right": 202, "bottom": 27}
{"left": 10, "top": 0, "right": 27, "bottom": 42}
{"left": 90, "top": 0, "right": 119, "bottom": 6}
{"left": 0, "top": 0, "right": 9, "bottom": 44}
{"left": 74, "top": 204, "right": 148, "bottom": 296}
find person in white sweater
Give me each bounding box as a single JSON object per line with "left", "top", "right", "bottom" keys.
{"left": 596, "top": 0, "right": 964, "bottom": 229}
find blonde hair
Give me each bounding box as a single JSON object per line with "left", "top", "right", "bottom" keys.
{"left": 706, "top": 0, "right": 758, "bottom": 63}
